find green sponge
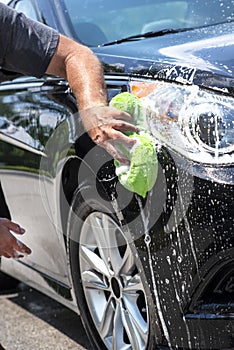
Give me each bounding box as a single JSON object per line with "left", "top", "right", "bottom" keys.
{"left": 110, "top": 92, "right": 158, "bottom": 198}
{"left": 109, "top": 91, "right": 143, "bottom": 125}
{"left": 115, "top": 132, "right": 158, "bottom": 198}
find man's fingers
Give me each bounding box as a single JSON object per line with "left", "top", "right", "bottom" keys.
{"left": 109, "top": 108, "right": 133, "bottom": 121}
{"left": 12, "top": 249, "right": 24, "bottom": 259}
{"left": 0, "top": 218, "right": 31, "bottom": 258}
{"left": 2, "top": 238, "right": 31, "bottom": 258}
{"left": 109, "top": 129, "right": 138, "bottom": 146}
{"left": 93, "top": 127, "right": 140, "bottom": 163}
{"left": 14, "top": 239, "right": 32, "bottom": 255}
{"left": 113, "top": 121, "right": 139, "bottom": 133}
{"left": 3, "top": 219, "right": 25, "bottom": 235}
{"left": 92, "top": 124, "right": 139, "bottom": 145}
{"left": 100, "top": 141, "right": 129, "bottom": 164}
{"left": 100, "top": 132, "right": 140, "bottom": 163}
{"left": 2, "top": 252, "right": 11, "bottom": 259}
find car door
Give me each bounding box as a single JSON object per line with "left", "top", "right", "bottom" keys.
{"left": 0, "top": 76, "right": 76, "bottom": 284}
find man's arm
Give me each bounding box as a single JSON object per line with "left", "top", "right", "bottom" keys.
{"left": 0, "top": 5, "right": 138, "bottom": 259}
{"left": 0, "top": 3, "right": 138, "bottom": 162}
{"left": 46, "top": 35, "right": 139, "bottom": 163}
{"left": 46, "top": 35, "right": 107, "bottom": 110}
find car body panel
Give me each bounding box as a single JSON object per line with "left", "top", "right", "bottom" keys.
{"left": 94, "top": 22, "right": 234, "bottom": 90}
{"left": 0, "top": 0, "right": 233, "bottom": 348}
{"left": 0, "top": 78, "right": 73, "bottom": 284}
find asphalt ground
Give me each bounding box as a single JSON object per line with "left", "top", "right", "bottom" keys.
{"left": 0, "top": 283, "right": 94, "bottom": 350}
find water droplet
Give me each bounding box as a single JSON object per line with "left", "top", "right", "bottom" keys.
{"left": 144, "top": 235, "right": 151, "bottom": 244}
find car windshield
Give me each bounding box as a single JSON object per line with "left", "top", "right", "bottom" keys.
{"left": 63, "top": 0, "right": 234, "bottom": 46}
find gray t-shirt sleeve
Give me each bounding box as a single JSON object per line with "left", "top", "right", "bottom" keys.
{"left": 0, "top": 3, "right": 59, "bottom": 77}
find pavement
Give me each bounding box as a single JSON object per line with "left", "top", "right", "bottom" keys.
{"left": 0, "top": 283, "right": 94, "bottom": 350}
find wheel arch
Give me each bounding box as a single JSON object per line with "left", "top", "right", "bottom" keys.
{"left": 59, "top": 133, "right": 116, "bottom": 245}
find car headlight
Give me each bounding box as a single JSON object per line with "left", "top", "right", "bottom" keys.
{"left": 131, "top": 81, "right": 234, "bottom": 165}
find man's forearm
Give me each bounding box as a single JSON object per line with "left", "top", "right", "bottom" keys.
{"left": 46, "top": 34, "right": 107, "bottom": 110}
{"left": 46, "top": 34, "right": 139, "bottom": 163}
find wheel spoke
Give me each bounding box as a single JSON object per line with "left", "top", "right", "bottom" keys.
{"left": 80, "top": 245, "right": 110, "bottom": 277}
{"left": 112, "top": 302, "right": 128, "bottom": 350}
{"left": 123, "top": 293, "right": 147, "bottom": 332}
{"left": 88, "top": 214, "right": 117, "bottom": 269}
{"left": 89, "top": 214, "right": 109, "bottom": 250}
{"left": 101, "top": 215, "right": 136, "bottom": 277}
{"left": 82, "top": 270, "right": 109, "bottom": 291}
{"left": 89, "top": 213, "right": 126, "bottom": 275}
{"left": 120, "top": 301, "right": 147, "bottom": 350}
{"left": 98, "top": 296, "right": 115, "bottom": 339}
{"left": 123, "top": 273, "right": 145, "bottom": 293}
{"left": 118, "top": 244, "right": 136, "bottom": 276}
{"left": 101, "top": 215, "right": 125, "bottom": 274}
{"left": 120, "top": 274, "right": 148, "bottom": 348}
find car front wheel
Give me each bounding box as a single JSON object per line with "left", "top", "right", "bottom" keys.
{"left": 68, "top": 181, "right": 159, "bottom": 350}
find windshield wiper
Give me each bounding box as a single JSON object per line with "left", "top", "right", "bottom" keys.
{"left": 100, "top": 20, "right": 233, "bottom": 47}
{"left": 100, "top": 27, "right": 194, "bottom": 47}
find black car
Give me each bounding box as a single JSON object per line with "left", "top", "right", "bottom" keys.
{"left": 0, "top": 0, "right": 234, "bottom": 349}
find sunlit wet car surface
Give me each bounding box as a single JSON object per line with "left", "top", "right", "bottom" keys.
{"left": 0, "top": 0, "right": 234, "bottom": 349}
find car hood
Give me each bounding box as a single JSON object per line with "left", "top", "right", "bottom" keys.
{"left": 95, "top": 21, "right": 234, "bottom": 90}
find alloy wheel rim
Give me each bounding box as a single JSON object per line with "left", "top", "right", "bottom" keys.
{"left": 79, "top": 211, "right": 149, "bottom": 350}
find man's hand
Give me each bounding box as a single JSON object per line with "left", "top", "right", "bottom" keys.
{"left": 80, "top": 105, "right": 139, "bottom": 163}
{"left": 0, "top": 218, "right": 31, "bottom": 258}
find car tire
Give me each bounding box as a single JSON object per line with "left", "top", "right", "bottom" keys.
{"left": 68, "top": 180, "right": 160, "bottom": 350}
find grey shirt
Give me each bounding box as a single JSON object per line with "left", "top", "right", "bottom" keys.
{"left": 0, "top": 3, "right": 59, "bottom": 78}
